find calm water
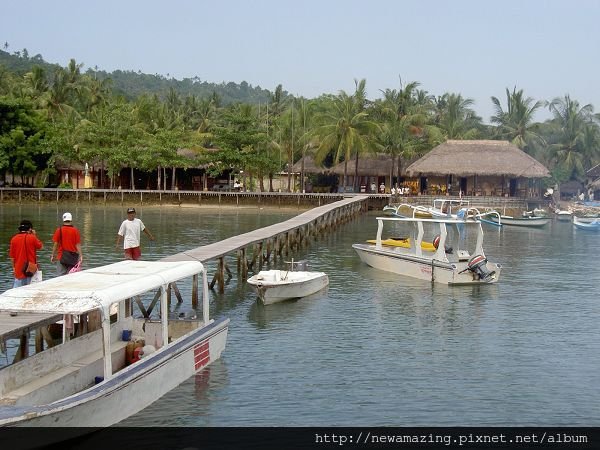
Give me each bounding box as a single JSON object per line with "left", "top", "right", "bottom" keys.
{"left": 1, "top": 203, "right": 600, "bottom": 426}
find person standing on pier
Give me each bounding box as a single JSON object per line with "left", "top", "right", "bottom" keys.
{"left": 51, "top": 212, "right": 82, "bottom": 275}
{"left": 9, "top": 219, "right": 43, "bottom": 288}
{"left": 116, "top": 208, "right": 155, "bottom": 260}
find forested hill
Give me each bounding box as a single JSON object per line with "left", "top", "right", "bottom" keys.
{"left": 0, "top": 49, "right": 276, "bottom": 104}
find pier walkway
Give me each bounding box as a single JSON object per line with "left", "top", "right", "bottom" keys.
{"left": 162, "top": 196, "right": 368, "bottom": 292}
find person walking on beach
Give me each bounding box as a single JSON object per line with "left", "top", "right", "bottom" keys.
{"left": 116, "top": 208, "right": 155, "bottom": 260}
{"left": 9, "top": 219, "right": 43, "bottom": 288}
{"left": 51, "top": 212, "right": 82, "bottom": 275}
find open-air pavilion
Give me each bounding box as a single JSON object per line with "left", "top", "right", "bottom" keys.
{"left": 405, "top": 140, "right": 550, "bottom": 198}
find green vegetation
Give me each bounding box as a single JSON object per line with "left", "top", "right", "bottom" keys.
{"left": 1, "top": 48, "right": 599, "bottom": 191}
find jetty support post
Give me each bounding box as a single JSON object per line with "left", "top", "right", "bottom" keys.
{"left": 192, "top": 274, "right": 199, "bottom": 308}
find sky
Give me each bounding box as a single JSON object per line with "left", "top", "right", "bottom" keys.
{"left": 2, "top": 0, "right": 600, "bottom": 123}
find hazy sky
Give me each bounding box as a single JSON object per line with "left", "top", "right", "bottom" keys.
{"left": 2, "top": 0, "right": 599, "bottom": 122}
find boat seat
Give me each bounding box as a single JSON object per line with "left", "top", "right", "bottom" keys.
{"left": 0, "top": 340, "right": 128, "bottom": 406}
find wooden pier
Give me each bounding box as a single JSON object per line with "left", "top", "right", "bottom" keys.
{"left": 161, "top": 196, "right": 368, "bottom": 293}
{"left": 0, "top": 187, "right": 376, "bottom": 209}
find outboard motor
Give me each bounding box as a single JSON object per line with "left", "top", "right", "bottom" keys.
{"left": 432, "top": 235, "right": 453, "bottom": 254}
{"left": 467, "top": 255, "right": 496, "bottom": 282}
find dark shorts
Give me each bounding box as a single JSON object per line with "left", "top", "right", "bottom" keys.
{"left": 124, "top": 247, "right": 142, "bottom": 260}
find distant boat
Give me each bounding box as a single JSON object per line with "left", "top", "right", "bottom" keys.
{"left": 484, "top": 214, "right": 550, "bottom": 227}
{"left": 573, "top": 216, "right": 600, "bottom": 231}
{"left": 427, "top": 198, "right": 471, "bottom": 219}
{"left": 554, "top": 209, "right": 573, "bottom": 221}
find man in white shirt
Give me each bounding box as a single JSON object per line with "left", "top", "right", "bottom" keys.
{"left": 116, "top": 208, "right": 155, "bottom": 260}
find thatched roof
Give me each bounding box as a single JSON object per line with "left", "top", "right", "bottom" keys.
{"left": 405, "top": 140, "right": 550, "bottom": 178}
{"left": 330, "top": 153, "right": 394, "bottom": 177}
{"left": 587, "top": 164, "right": 600, "bottom": 178}
{"left": 290, "top": 155, "right": 328, "bottom": 174}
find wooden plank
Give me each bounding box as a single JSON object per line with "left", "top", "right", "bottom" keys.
{"left": 0, "top": 312, "right": 62, "bottom": 343}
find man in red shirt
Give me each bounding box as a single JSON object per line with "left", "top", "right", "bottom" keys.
{"left": 51, "top": 212, "right": 83, "bottom": 275}
{"left": 9, "top": 219, "right": 43, "bottom": 288}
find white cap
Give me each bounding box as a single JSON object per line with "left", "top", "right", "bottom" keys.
{"left": 62, "top": 212, "right": 72, "bottom": 222}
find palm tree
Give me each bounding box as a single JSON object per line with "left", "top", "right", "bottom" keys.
{"left": 375, "top": 80, "right": 439, "bottom": 185}
{"left": 312, "top": 83, "right": 380, "bottom": 191}
{"left": 546, "top": 95, "right": 595, "bottom": 180}
{"left": 491, "top": 87, "right": 545, "bottom": 152}
{"left": 435, "top": 93, "right": 481, "bottom": 139}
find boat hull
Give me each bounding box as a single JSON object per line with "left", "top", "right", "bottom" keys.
{"left": 247, "top": 270, "right": 329, "bottom": 305}
{"left": 573, "top": 217, "right": 600, "bottom": 230}
{"left": 489, "top": 216, "right": 550, "bottom": 227}
{"left": 352, "top": 244, "right": 501, "bottom": 285}
{"left": 0, "top": 318, "right": 229, "bottom": 427}
{"left": 555, "top": 212, "right": 573, "bottom": 221}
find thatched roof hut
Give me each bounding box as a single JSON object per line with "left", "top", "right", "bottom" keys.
{"left": 330, "top": 153, "right": 393, "bottom": 176}
{"left": 290, "top": 155, "right": 328, "bottom": 174}
{"left": 405, "top": 140, "right": 550, "bottom": 178}
{"left": 587, "top": 163, "right": 600, "bottom": 179}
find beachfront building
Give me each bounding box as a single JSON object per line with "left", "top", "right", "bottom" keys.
{"left": 329, "top": 153, "right": 398, "bottom": 194}
{"left": 405, "top": 140, "right": 550, "bottom": 198}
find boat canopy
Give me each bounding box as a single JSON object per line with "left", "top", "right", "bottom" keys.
{"left": 0, "top": 260, "right": 204, "bottom": 315}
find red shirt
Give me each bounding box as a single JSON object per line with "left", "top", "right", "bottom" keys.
{"left": 9, "top": 232, "right": 43, "bottom": 279}
{"left": 52, "top": 225, "right": 81, "bottom": 259}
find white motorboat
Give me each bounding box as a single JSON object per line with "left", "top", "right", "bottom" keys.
{"left": 247, "top": 260, "right": 329, "bottom": 305}
{"left": 0, "top": 260, "right": 229, "bottom": 426}
{"left": 554, "top": 209, "right": 573, "bottom": 221}
{"left": 353, "top": 216, "right": 502, "bottom": 285}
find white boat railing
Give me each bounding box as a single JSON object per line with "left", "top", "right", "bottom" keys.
{"left": 374, "top": 216, "right": 487, "bottom": 263}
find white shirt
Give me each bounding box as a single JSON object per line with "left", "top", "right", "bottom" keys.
{"left": 118, "top": 218, "right": 145, "bottom": 249}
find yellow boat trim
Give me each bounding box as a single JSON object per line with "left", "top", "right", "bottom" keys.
{"left": 366, "top": 238, "right": 436, "bottom": 251}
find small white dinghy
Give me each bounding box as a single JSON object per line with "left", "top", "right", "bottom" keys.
{"left": 247, "top": 260, "right": 329, "bottom": 305}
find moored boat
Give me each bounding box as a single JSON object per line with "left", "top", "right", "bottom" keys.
{"left": 484, "top": 214, "right": 550, "bottom": 227}
{"left": 247, "top": 260, "right": 329, "bottom": 305}
{"left": 573, "top": 216, "right": 600, "bottom": 231}
{"left": 554, "top": 209, "right": 573, "bottom": 221}
{"left": 353, "top": 216, "right": 502, "bottom": 285}
{"left": 427, "top": 198, "right": 471, "bottom": 219}
{"left": 0, "top": 260, "right": 229, "bottom": 426}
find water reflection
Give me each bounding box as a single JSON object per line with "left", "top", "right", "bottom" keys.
{"left": 2, "top": 205, "right": 600, "bottom": 426}
{"left": 247, "top": 287, "right": 329, "bottom": 330}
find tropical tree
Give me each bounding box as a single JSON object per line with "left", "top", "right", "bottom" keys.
{"left": 545, "top": 95, "right": 596, "bottom": 180}
{"left": 312, "top": 81, "right": 380, "bottom": 191}
{"left": 434, "top": 93, "right": 481, "bottom": 139}
{"left": 212, "top": 104, "right": 270, "bottom": 191}
{"left": 374, "top": 80, "right": 440, "bottom": 185}
{"left": 490, "top": 87, "right": 546, "bottom": 153}
{"left": 0, "top": 97, "right": 49, "bottom": 185}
